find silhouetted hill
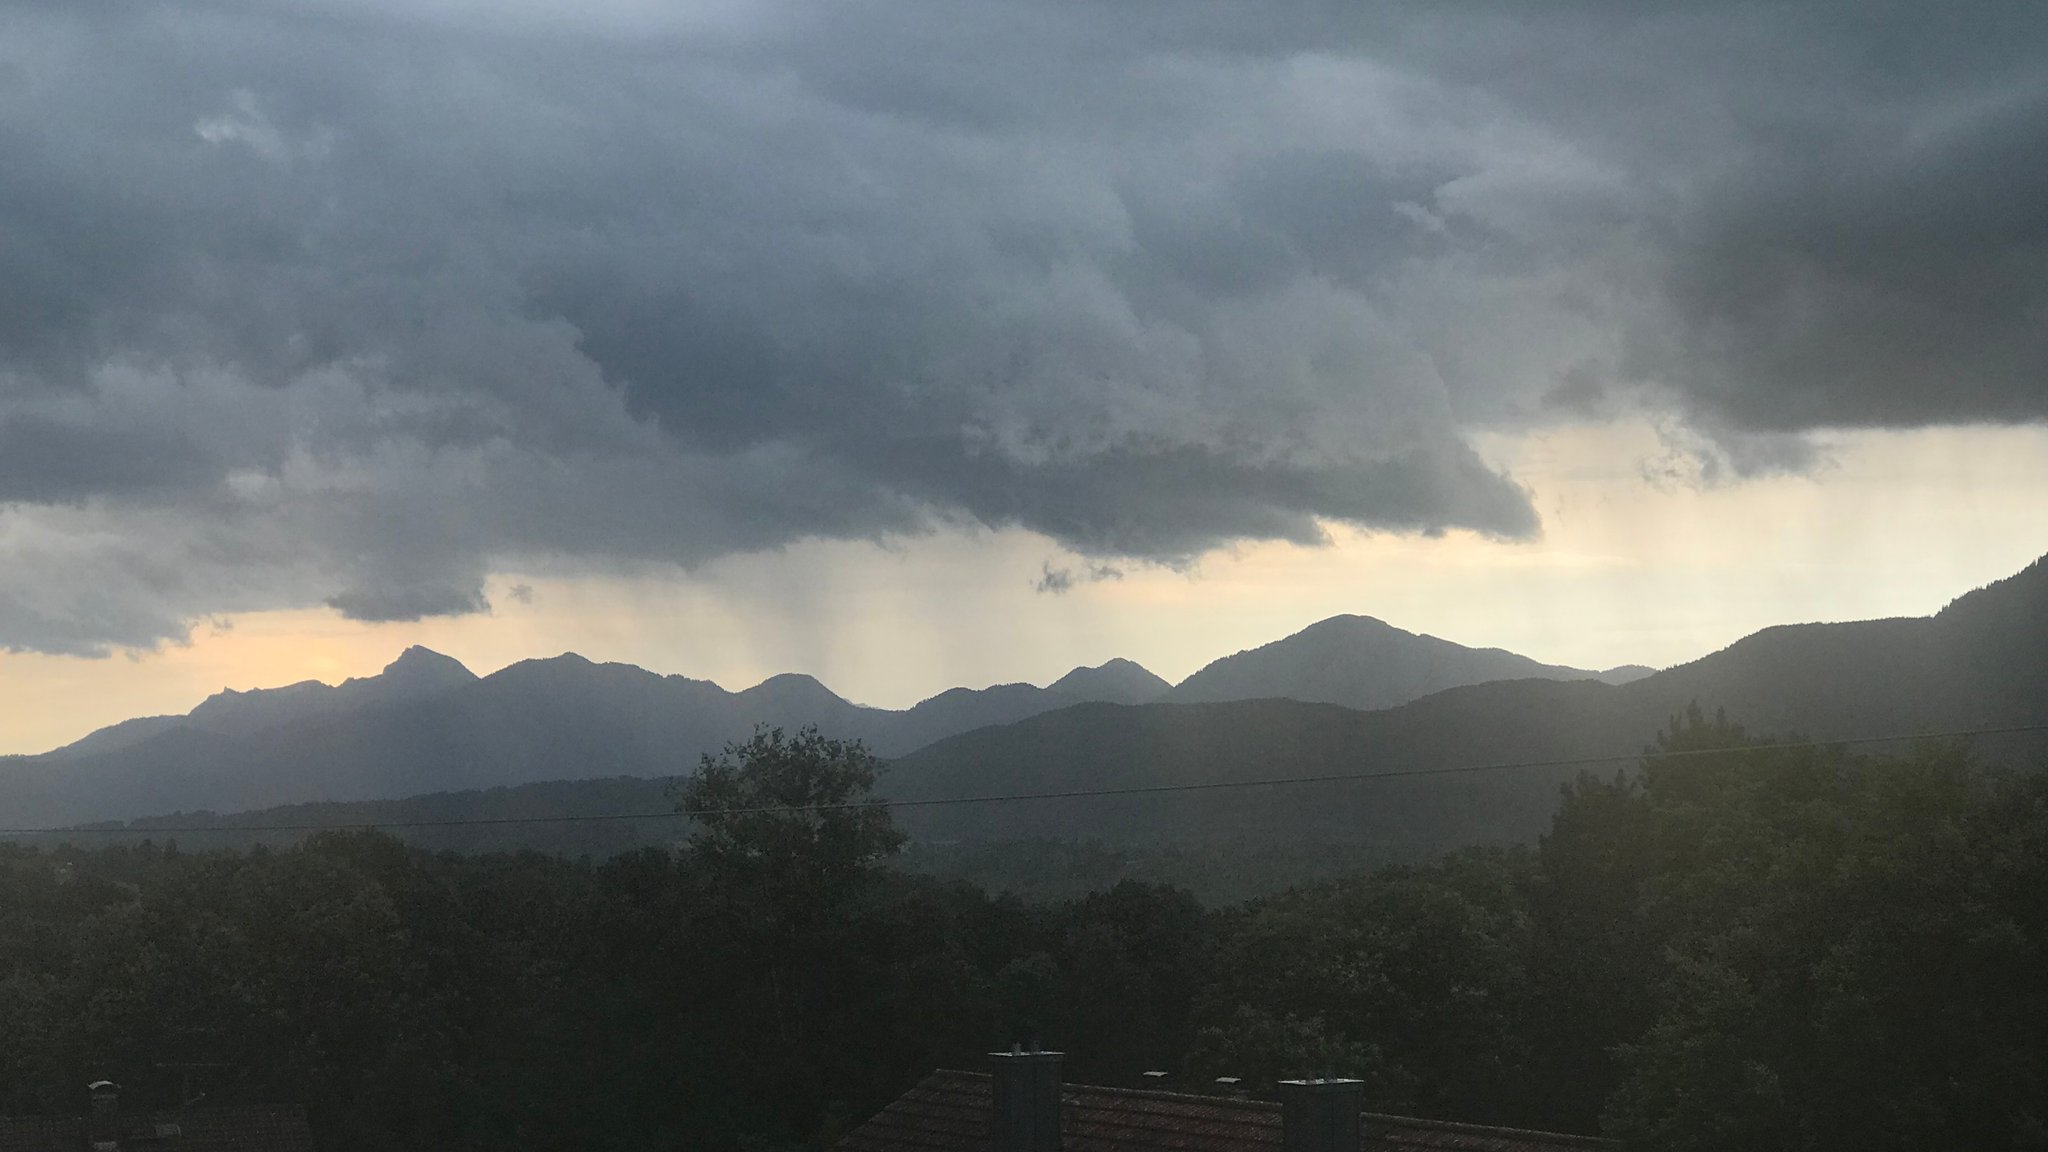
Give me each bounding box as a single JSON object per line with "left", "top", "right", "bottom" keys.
{"left": 1607, "top": 554, "right": 2048, "bottom": 750}
{"left": 1048, "top": 658, "right": 1172, "bottom": 704}
{"left": 883, "top": 556, "right": 2048, "bottom": 847}
{"left": 883, "top": 682, "right": 1642, "bottom": 848}
{"left": 24, "top": 776, "right": 688, "bottom": 858}
{"left": 51, "top": 645, "right": 479, "bottom": 758}
{"left": 23, "top": 555, "right": 2048, "bottom": 882}
{"left": 876, "top": 660, "right": 1171, "bottom": 751}
{"left": 14, "top": 554, "right": 2047, "bottom": 839}
{"left": 1, "top": 651, "right": 1173, "bottom": 827}
{"left": 1163, "top": 615, "right": 1651, "bottom": 709}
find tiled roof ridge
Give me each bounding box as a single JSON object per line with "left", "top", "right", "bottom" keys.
{"left": 926, "top": 1070, "right": 1610, "bottom": 1147}
{"left": 0, "top": 1100, "right": 315, "bottom": 1152}
{"left": 932, "top": 1071, "right": 1281, "bottom": 1113}
{"left": 1359, "top": 1111, "right": 1608, "bottom": 1149}
{"left": 0, "top": 1104, "right": 307, "bottom": 1119}
{"left": 140, "top": 1104, "right": 306, "bottom": 1119}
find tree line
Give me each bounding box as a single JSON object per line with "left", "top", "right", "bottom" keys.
{"left": 0, "top": 710, "right": 2042, "bottom": 1150}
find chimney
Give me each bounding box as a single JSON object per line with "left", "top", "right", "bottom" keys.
{"left": 989, "top": 1047, "right": 1063, "bottom": 1152}
{"left": 1278, "top": 1079, "right": 1362, "bottom": 1152}
{"left": 87, "top": 1081, "right": 120, "bottom": 1116}
{"left": 86, "top": 1081, "right": 122, "bottom": 1151}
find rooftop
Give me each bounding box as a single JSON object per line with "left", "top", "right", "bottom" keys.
{"left": 0, "top": 1105, "right": 314, "bottom": 1152}
{"left": 838, "top": 1070, "right": 1607, "bottom": 1152}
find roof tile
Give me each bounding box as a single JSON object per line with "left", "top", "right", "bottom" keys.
{"left": 837, "top": 1072, "right": 1605, "bottom": 1152}
{"left": 0, "top": 1106, "right": 314, "bottom": 1152}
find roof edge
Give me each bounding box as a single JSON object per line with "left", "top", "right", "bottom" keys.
{"left": 929, "top": 1070, "right": 1608, "bottom": 1146}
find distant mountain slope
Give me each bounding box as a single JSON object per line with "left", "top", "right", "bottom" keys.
{"left": 1615, "top": 553, "right": 2048, "bottom": 743}
{"left": 14, "top": 553, "right": 2047, "bottom": 840}
{"left": 1048, "top": 658, "right": 1172, "bottom": 705}
{"left": 51, "top": 646, "right": 478, "bottom": 758}
{"left": 1, "top": 653, "right": 1172, "bottom": 827}
{"left": 883, "top": 682, "right": 1641, "bottom": 849}
{"left": 886, "top": 556, "right": 2048, "bottom": 847}
{"left": 1163, "top": 615, "right": 1650, "bottom": 710}
{"left": 8, "top": 679, "right": 1670, "bottom": 862}
{"left": 26, "top": 776, "right": 689, "bottom": 858}
{"left": 875, "top": 660, "right": 1171, "bottom": 752}
{"left": 18, "top": 554, "right": 2048, "bottom": 869}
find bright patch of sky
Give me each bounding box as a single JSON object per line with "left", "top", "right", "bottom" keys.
{"left": 5, "top": 421, "right": 2042, "bottom": 755}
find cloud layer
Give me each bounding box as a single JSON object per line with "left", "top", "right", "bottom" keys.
{"left": 1, "top": 0, "right": 2042, "bottom": 653}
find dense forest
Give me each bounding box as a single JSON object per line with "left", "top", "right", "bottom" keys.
{"left": 2, "top": 712, "right": 2043, "bottom": 1151}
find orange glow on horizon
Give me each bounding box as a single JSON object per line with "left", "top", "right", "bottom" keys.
{"left": 5, "top": 421, "right": 2047, "bottom": 756}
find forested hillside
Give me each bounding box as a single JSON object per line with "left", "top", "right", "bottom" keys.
{"left": 885, "top": 557, "right": 2048, "bottom": 847}
{"left": 3, "top": 716, "right": 2042, "bottom": 1152}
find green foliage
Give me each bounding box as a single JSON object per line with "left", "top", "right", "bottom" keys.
{"left": 677, "top": 725, "right": 905, "bottom": 925}
{"left": 1188, "top": 849, "right": 1537, "bottom": 1122}
{"left": 2, "top": 707, "right": 2044, "bottom": 1152}
{"left": 897, "top": 837, "right": 1406, "bottom": 905}
{"left": 1597, "top": 707, "right": 2048, "bottom": 1150}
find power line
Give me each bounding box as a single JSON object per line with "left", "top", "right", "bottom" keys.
{"left": 4, "top": 721, "right": 2044, "bottom": 838}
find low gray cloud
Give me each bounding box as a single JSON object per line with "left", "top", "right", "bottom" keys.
{"left": 1034, "top": 565, "right": 1076, "bottom": 597}
{"left": 1035, "top": 560, "right": 1125, "bottom": 596}
{"left": 0, "top": 0, "right": 2041, "bottom": 653}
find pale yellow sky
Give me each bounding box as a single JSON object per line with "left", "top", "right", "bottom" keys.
{"left": 5, "top": 420, "right": 2046, "bottom": 756}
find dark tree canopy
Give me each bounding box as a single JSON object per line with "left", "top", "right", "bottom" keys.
{"left": 677, "top": 724, "right": 905, "bottom": 908}
{"left": 1, "top": 707, "right": 2043, "bottom": 1151}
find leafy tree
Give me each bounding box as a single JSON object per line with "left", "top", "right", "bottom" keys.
{"left": 670, "top": 726, "right": 911, "bottom": 1148}
{"left": 676, "top": 725, "right": 904, "bottom": 917}
{"left": 1049, "top": 882, "right": 1215, "bottom": 1083}
{"left": 1523, "top": 768, "right": 1659, "bottom": 1129}
{"left": 1599, "top": 710, "right": 2048, "bottom": 1151}
{"left": 1190, "top": 851, "right": 1534, "bottom": 1120}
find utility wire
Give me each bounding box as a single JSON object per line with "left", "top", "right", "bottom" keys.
{"left": 4, "top": 721, "right": 2044, "bottom": 837}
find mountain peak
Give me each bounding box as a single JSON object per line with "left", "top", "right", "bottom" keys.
{"left": 1048, "top": 658, "right": 1171, "bottom": 705}
{"left": 1307, "top": 614, "right": 1394, "bottom": 629}
{"left": 385, "top": 644, "right": 471, "bottom": 673}
{"left": 1165, "top": 613, "right": 1609, "bottom": 710}
{"left": 744, "top": 671, "right": 826, "bottom": 692}
{"left": 378, "top": 645, "right": 477, "bottom": 685}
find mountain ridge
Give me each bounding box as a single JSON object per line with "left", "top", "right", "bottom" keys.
{"left": 15, "top": 553, "right": 2046, "bottom": 836}
{"left": 875, "top": 558, "right": 2048, "bottom": 848}
{"left": 1163, "top": 613, "right": 1653, "bottom": 709}
{"left": 6, "top": 651, "right": 1187, "bottom": 826}
{"left": 51, "top": 644, "right": 481, "bottom": 759}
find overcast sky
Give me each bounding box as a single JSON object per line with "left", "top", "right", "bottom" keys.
{"left": 2, "top": 0, "right": 2045, "bottom": 751}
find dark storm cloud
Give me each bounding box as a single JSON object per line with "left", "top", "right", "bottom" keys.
{"left": 1645, "top": 86, "right": 2048, "bottom": 431}
{"left": 1410, "top": 0, "right": 2048, "bottom": 433}
{"left": 0, "top": 0, "right": 2041, "bottom": 653}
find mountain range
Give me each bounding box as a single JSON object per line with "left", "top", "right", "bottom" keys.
{"left": 9, "top": 554, "right": 2047, "bottom": 840}
{"left": 54, "top": 646, "right": 481, "bottom": 758}
{"left": 5, "top": 612, "right": 1636, "bottom": 828}
{"left": 877, "top": 554, "right": 2048, "bottom": 848}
